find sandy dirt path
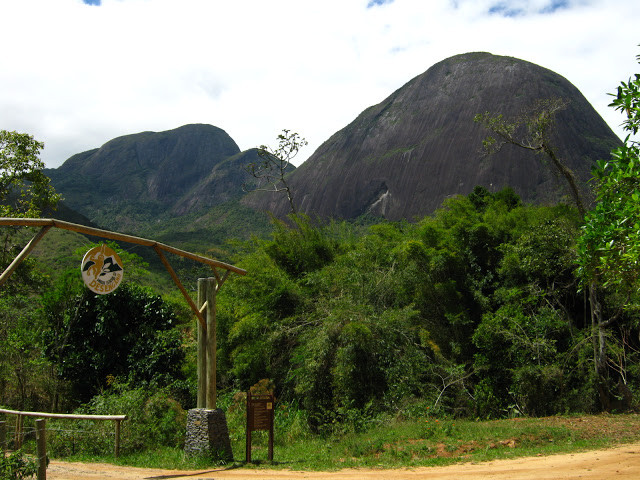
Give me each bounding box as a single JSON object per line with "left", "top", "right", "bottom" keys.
{"left": 47, "top": 442, "right": 640, "bottom": 479}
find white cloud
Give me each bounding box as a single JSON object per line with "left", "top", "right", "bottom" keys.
{"left": 1, "top": 0, "right": 638, "bottom": 168}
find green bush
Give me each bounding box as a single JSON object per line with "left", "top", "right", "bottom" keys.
{"left": 0, "top": 448, "right": 37, "bottom": 480}
{"left": 47, "top": 385, "right": 187, "bottom": 457}
{"left": 42, "top": 281, "right": 186, "bottom": 405}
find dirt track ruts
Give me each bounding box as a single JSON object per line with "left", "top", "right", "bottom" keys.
{"left": 47, "top": 442, "right": 640, "bottom": 479}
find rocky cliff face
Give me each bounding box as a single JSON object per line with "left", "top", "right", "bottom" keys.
{"left": 48, "top": 52, "right": 622, "bottom": 236}
{"left": 46, "top": 124, "right": 256, "bottom": 231}
{"left": 244, "top": 52, "right": 621, "bottom": 220}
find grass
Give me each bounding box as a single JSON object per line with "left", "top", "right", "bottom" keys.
{"left": 52, "top": 413, "right": 640, "bottom": 471}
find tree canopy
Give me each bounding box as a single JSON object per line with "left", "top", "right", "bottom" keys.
{"left": 578, "top": 52, "right": 640, "bottom": 303}
{"left": 0, "top": 130, "right": 60, "bottom": 218}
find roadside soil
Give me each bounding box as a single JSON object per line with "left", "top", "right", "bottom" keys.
{"left": 48, "top": 442, "right": 640, "bottom": 479}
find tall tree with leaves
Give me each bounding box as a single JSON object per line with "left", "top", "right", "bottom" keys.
{"left": 42, "top": 279, "right": 186, "bottom": 405}
{"left": 0, "top": 130, "right": 60, "bottom": 281}
{"left": 0, "top": 130, "right": 60, "bottom": 219}
{"left": 474, "top": 98, "right": 586, "bottom": 217}
{"left": 243, "top": 129, "right": 307, "bottom": 214}
{"left": 0, "top": 130, "right": 60, "bottom": 409}
{"left": 474, "top": 99, "right": 626, "bottom": 407}
{"left": 577, "top": 51, "right": 640, "bottom": 409}
{"left": 578, "top": 52, "right": 640, "bottom": 300}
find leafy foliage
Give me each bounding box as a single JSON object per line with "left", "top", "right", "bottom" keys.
{"left": 0, "top": 448, "right": 37, "bottom": 480}
{"left": 0, "top": 130, "right": 60, "bottom": 218}
{"left": 578, "top": 50, "right": 640, "bottom": 301}
{"left": 47, "top": 384, "right": 187, "bottom": 456}
{"left": 42, "top": 277, "right": 186, "bottom": 405}
{"left": 214, "top": 189, "right": 620, "bottom": 430}
{"left": 0, "top": 130, "right": 60, "bottom": 293}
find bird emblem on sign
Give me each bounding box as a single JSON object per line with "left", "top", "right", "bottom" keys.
{"left": 81, "top": 244, "right": 124, "bottom": 294}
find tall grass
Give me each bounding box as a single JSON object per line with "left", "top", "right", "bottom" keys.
{"left": 42, "top": 388, "right": 640, "bottom": 471}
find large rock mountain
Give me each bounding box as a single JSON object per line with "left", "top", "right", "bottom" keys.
{"left": 244, "top": 52, "right": 621, "bottom": 220}
{"left": 46, "top": 124, "right": 262, "bottom": 232}
{"left": 47, "top": 52, "right": 623, "bottom": 244}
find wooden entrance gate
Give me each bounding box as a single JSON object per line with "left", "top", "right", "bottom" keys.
{"left": 0, "top": 217, "right": 247, "bottom": 409}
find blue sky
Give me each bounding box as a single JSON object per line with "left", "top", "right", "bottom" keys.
{"left": 367, "top": 0, "right": 394, "bottom": 7}
{"left": 488, "top": 0, "right": 570, "bottom": 16}
{"left": 1, "top": 0, "right": 638, "bottom": 168}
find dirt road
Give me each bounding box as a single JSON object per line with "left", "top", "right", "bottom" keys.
{"left": 47, "top": 442, "right": 640, "bottom": 479}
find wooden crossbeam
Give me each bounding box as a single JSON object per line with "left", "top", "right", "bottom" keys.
{"left": 154, "top": 245, "right": 206, "bottom": 330}
{"left": 0, "top": 225, "right": 51, "bottom": 287}
{"left": 0, "top": 217, "right": 247, "bottom": 276}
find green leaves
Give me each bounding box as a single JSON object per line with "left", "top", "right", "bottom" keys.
{"left": 42, "top": 281, "right": 185, "bottom": 404}
{"left": 217, "top": 186, "right": 599, "bottom": 426}
{"left": 578, "top": 64, "right": 640, "bottom": 298}
{"left": 0, "top": 129, "right": 60, "bottom": 218}
{"left": 608, "top": 73, "right": 640, "bottom": 135}
{"left": 0, "top": 448, "right": 37, "bottom": 479}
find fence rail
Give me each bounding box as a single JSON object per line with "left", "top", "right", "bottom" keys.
{"left": 0, "top": 408, "right": 127, "bottom": 479}
{"left": 0, "top": 408, "right": 127, "bottom": 421}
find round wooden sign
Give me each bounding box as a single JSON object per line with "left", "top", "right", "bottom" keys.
{"left": 81, "top": 244, "right": 124, "bottom": 294}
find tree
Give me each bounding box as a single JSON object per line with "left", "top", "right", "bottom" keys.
{"left": 576, "top": 51, "right": 640, "bottom": 410}
{"left": 42, "top": 280, "right": 186, "bottom": 405}
{"left": 243, "top": 129, "right": 307, "bottom": 214}
{"left": 0, "top": 130, "right": 60, "bottom": 288}
{"left": 0, "top": 131, "right": 61, "bottom": 409}
{"left": 474, "top": 69, "right": 640, "bottom": 411}
{"left": 474, "top": 98, "right": 586, "bottom": 217}
{"left": 578, "top": 51, "right": 640, "bottom": 300}
{"left": 474, "top": 101, "right": 627, "bottom": 409}
{"left": 0, "top": 130, "right": 60, "bottom": 218}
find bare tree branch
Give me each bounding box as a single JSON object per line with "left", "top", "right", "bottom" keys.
{"left": 243, "top": 129, "right": 307, "bottom": 214}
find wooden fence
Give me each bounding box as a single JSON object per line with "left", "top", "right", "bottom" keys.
{"left": 0, "top": 408, "right": 127, "bottom": 480}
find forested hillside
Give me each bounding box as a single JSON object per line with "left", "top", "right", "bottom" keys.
{"left": 217, "top": 190, "right": 632, "bottom": 427}
{"left": 2, "top": 185, "right": 638, "bottom": 433}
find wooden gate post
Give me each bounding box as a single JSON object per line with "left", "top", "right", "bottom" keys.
{"left": 114, "top": 419, "right": 122, "bottom": 458}
{"left": 197, "top": 278, "right": 207, "bottom": 408}
{"left": 0, "top": 420, "right": 6, "bottom": 450}
{"left": 206, "top": 277, "right": 217, "bottom": 409}
{"left": 35, "top": 418, "right": 46, "bottom": 480}
{"left": 197, "top": 277, "right": 219, "bottom": 409}
{"left": 15, "top": 414, "right": 23, "bottom": 449}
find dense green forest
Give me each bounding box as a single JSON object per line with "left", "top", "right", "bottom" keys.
{"left": 1, "top": 187, "right": 638, "bottom": 427}
{"left": 1, "top": 54, "right": 640, "bottom": 456}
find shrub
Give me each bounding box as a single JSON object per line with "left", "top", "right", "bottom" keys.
{"left": 0, "top": 448, "right": 37, "bottom": 480}
{"left": 47, "top": 385, "right": 187, "bottom": 457}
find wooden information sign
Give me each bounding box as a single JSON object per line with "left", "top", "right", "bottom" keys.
{"left": 245, "top": 391, "right": 274, "bottom": 462}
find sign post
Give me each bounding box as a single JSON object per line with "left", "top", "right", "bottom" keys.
{"left": 245, "top": 391, "right": 274, "bottom": 463}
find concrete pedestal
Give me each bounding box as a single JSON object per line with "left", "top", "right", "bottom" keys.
{"left": 185, "top": 408, "right": 233, "bottom": 461}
